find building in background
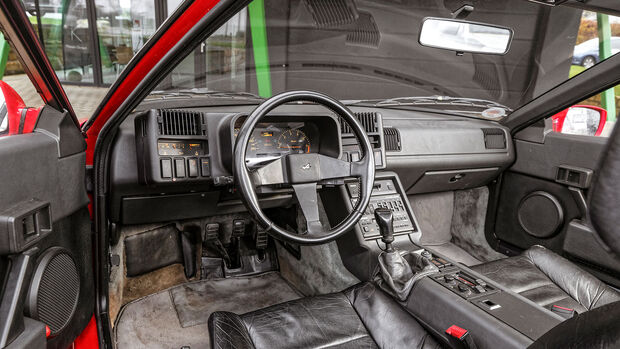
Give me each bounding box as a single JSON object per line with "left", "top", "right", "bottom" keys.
{"left": 7, "top": 0, "right": 175, "bottom": 86}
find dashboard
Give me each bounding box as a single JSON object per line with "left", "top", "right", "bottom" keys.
{"left": 109, "top": 103, "right": 514, "bottom": 225}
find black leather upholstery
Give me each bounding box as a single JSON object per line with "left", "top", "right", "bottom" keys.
{"left": 472, "top": 245, "right": 620, "bottom": 312}
{"left": 590, "top": 122, "right": 620, "bottom": 256}
{"left": 209, "top": 282, "right": 441, "bottom": 349}
{"left": 528, "top": 301, "right": 620, "bottom": 348}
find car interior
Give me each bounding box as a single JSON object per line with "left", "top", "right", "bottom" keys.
{"left": 1, "top": 0, "right": 620, "bottom": 348}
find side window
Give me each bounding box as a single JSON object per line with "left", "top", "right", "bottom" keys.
{"left": 552, "top": 11, "right": 619, "bottom": 137}
{"left": 0, "top": 35, "right": 43, "bottom": 136}
{"left": 550, "top": 89, "right": 616, "bottom": 138}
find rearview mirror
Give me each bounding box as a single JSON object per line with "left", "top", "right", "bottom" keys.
{"left": 552, "top": 105, "right": 607, "bottom": 136}
{"left": 419, "top": 18, "right": 513, "bottom": 55}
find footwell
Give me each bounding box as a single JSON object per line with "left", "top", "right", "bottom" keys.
{"left": 114, "top": 272, "right": 302, "bottom": 349}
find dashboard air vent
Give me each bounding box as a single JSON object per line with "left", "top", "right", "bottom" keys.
{"left": 383, "top": 127, "right": 401, "bottom": 151}
{"left": 482, "top": 128, "right": 506, "bottom": 149}
{"left": 158, "top": 109, "right": 205, "bottom": 136}
{"left": 341, "top": 112, "right": 378, "bottom": 134}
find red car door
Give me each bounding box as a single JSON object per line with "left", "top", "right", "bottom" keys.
{"left": 0, "top": 1, "right": 95, "bottom": 348}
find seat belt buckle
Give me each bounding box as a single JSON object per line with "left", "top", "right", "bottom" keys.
{"left": 446, "top": 325, "right": 478, "bottom": 349}
{"left": 551, "top": 305, "right": 577, "bottom": 319}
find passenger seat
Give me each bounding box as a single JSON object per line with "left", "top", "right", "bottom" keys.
{"left": 471, "top": 245, "right": 619, "bottom": 313}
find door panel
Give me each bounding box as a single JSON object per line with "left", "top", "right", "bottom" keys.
{"left": 0, "top": 107, "right": 92, "bottom": 349}
{"left": 492, "top": 129, "right": 619, "bottom": 285}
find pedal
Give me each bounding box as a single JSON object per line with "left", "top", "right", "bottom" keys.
{"left": 205, "top": 223, "right": 220, "bottom": 241}
{"left": 232, "top": 220, "right": 246, "bottom": 238}
{"left": 254, "top": 228, "right": 269, "bottom": 250}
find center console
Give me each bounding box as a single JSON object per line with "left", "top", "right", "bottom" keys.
{"left": 326, "top": 171, "right": 565, "bottom": 349}
{"left": 406, "top": 249, "right": 564, "bottom": 348}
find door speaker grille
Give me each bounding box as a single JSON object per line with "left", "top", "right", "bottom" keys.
{"left": 27, "top": 248, "right": 80, "bottom": 335}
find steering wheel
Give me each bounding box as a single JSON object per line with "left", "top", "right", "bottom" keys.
{"left": 234, "top": 91, "right": 375, "bottom": 245}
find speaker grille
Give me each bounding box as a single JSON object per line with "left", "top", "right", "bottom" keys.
{"left": 32, "top": 250, "right": 80, "bottom": 334}
{"left": 518, "top": 191, "right": 564, "bottom": 238}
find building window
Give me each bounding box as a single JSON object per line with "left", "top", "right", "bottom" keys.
{"left": 95, "top": 0, "right": 157, "bottom": 84}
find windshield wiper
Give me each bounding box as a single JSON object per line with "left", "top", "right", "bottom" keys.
{"left": 352, "top": 95, "right": 512, "bottom": 112}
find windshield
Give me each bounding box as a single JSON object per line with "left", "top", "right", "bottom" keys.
{"left": 152, "top": 0, "right": 620, "bottom": 119}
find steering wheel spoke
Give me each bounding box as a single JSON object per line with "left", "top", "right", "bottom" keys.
{"left": 292, "top": 183, "right": 323, "bottom": 235}
{"left": 317, "top": 154, "right": 355, "bottom": 181}
{"left": 251, "top": 158, "right": 286, "bottom": 186}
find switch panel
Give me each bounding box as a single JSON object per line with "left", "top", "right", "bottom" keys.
{"left": 348, "top": 178, "right": 416, "bottom": 240}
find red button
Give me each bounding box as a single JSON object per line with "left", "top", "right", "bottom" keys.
{"left": 446, "top": 325, "right": 468, "bottom": 339}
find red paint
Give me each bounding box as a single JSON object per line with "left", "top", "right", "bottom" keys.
{"left": 552, "top": 105, "right": 607, "bottom": 136}
{"left": 0, "top": 80, "right": 43, "bottom": 136}
{"left": 446, "top": 325, "right": 469, "bottom": 339}
{"left": 552, "top": 305, "right": 574, "bottom": 311}
{"left": 73, "top": 315, "right": 99, "bottom": 349}
{"left": 84, "top": 0, "right": 222, "bottom": 165}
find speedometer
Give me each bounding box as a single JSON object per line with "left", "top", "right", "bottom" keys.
{"left": 277, "top": 129, "right": 311, "bottom": 154}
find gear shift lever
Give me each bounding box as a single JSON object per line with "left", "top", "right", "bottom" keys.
{"left": 375, "top": 208, "right": 395, "bottom": 252}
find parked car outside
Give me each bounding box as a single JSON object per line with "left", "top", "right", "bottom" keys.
{"left": 572, "top": 37, "right": 620, "bottom": 68}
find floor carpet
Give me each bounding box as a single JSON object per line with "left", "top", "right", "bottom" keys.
{"left": 114, "top": 272, "right": 302, "bottom": 349}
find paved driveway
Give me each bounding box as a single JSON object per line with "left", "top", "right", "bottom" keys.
{"left": 2, "top": 74, "right": 109, "bottom": 122}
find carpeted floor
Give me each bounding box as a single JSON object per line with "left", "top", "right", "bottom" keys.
{"left": 114, "top": 272, "right": 302, "bottom": 349}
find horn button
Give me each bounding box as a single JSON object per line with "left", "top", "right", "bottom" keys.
{"left": 286, "top": 153, "right": 321, "bottom": 183}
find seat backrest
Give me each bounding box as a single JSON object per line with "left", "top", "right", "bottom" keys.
{"left": 589, "top": 123, "right": 620, "bottom": 259}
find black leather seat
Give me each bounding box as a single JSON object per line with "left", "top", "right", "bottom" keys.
{"left": 471, "top": 245, "right": 620, "bottom": 313}
{"left": 208, "top": 282, "right": 441, "bottom": 349}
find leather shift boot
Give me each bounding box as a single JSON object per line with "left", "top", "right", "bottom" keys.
{"left": 375, "top": 251, "right": 438, "bottom": 301}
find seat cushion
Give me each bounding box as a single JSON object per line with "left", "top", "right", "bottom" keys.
{"left": 209, "top": 282, "right": 440, "bottom": 349}
{"left": 471, "top": 245, "right": 620, "bottom": 313}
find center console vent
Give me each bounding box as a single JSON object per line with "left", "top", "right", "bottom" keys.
{"left": 340, "top": 112, "right": 378, "bottom": 134}
{"left": 158, "top": 109, "right": 206, "bottom": 136}
{"left": 339, "top": 111, "right": 385, "bottom": 168}
{"left": 482, "top": 128, "right": 506, "bottom": 149}
{"left": 383, "top": 127, "right": 401, "bottom": 151}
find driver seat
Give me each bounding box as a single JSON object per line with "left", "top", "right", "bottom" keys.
{"left": 208, "top": 282, "right": 440, "bottom": 349}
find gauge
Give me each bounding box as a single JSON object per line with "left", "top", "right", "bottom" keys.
{"left": 277, "top": 129, "right": 311, "bottom": 154}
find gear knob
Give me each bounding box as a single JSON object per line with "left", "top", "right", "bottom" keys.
{"left": 374, "top": 208, "right": 394, "bottom": 251}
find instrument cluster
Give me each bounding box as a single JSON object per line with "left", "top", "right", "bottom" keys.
{"left": 234, "top": 121, "right": 319, "bottom": 167}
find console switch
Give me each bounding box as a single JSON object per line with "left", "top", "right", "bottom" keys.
{"left": 174, "top": 158, "right": 186, "bottom": 178}
{"left": 188, "top": 158, "right": 199, "bottom": 177}
{"left": 161, "top": 158, "right": 172, "bottom": 178}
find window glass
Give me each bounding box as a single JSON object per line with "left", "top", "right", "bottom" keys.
{"left": 150, "top": 0, "right": 619, "bottom": 121}
{"left": 95, "top": 0, "right": 157, "bottom": 84}
{"left": 157, "top": 9, "right": 247, "bottom": 92}
{"left": 0, "top": 55, "right": 43, "bottom": 135}
{"left": 23, "top": 0, "right": 96, "bottom": 83}
{"left": 550, "top": 83, "right": 618, "bottom": 138}
{"left": 552, "top": 11, "right": 619, "bottom": 137}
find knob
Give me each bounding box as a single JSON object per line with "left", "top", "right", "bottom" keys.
{"left": 374, "top": 208, "right": 394, "bottom": 251}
